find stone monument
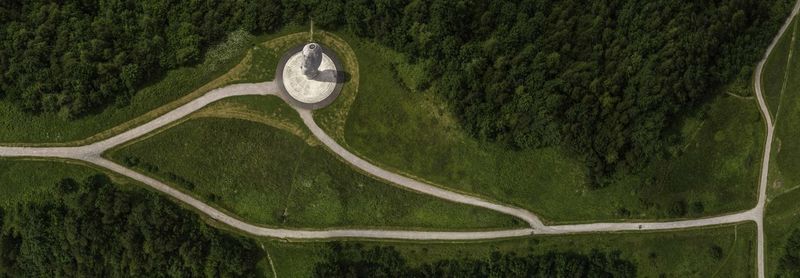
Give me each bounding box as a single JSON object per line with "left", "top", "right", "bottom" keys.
{"left": 276, "top": 42, "right": 344, "bottom": 110}
{"left": 301, "top": 43, "right": 322, "bottom": 78}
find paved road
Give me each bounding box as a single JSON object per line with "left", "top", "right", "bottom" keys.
{"left": 751, "top": 2, "right": 800, "bottom": 277}
{"left": 1, "top": 5, "right": 799, "bottom": 274}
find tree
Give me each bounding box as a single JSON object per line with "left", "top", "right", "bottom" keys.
{"left": 313, "top": 243, "right": 636, "bottom": 277}
{"left": 1, "top": 0, "right": 794, "bottom": 187}
{"left": 0, "top": 0, "right": 288, "bottom": 119}
{"left": 0, "top": 175, "right": 262, "bottom": 277}
{"left": 327, "top": 0, "right": 793, "bottom": 186}
{"left": 709, "top": 245, "right": 724, "bottom": 261}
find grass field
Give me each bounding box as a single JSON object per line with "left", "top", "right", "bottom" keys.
{"left": 107, "top": 117, "right": 523, "bottom": 229}
{"left": 0, "top": 159, "right": 99, "bottom": 205}
{"left": 765, "top": 186, "right": 800, "bottom": 277}
{"left": 764, "top": 13, "right": 800, "bottom": 277}
{"left": 614, "top": 95, "right": 762, "bottom": 219}
{"left": 762, "top": 18, "right": 798, "bottom": 119}
{"left": 0, "top": 158, "right": 141, "bottom": 206}
{"left": 193, "top": 95, "right": 312, "bottom": 142}
{"left": 765, "top": 15, "right": 800, "bottom": 197}
{"left": 308, "top": 31, "right": 362, "bottom": 141}
{"left": 262, "top": 223, "right": 755, "bottom": 277}
{"left": 318, "top": 33, "right": 762, "bottom": 223}
{"left": 259, "top": 242, "right": 324, "bottom": 278}
{"left": 0, "top": 26, "right": 305, "bottom": 145}
{"left": 237, "top": 44, "right": 280, "bottom": 84}
{"left": 2, "top": 159, "right": 755, "bottom": 277}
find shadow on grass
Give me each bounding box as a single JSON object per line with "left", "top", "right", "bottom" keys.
{"left": 311, "top": 69, "right": 351, "bottom": 83}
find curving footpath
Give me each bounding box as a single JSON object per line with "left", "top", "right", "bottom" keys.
{"left": 751, "top": 1, "right": 800, "bottom": 276}
{"left": 1, "top": 4, "right": 799, "bottom": 275}
{"left": 296, "top": 110, "right": 545, "bottom": 227}
{"left": 0, "top": 80, "right": 762, "bottom": 238}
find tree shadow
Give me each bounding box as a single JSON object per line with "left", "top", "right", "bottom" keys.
{"left": 311, "top": 69, "right": 351, "bottom": 83}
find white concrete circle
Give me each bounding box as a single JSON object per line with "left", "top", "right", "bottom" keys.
{"left": 281, "top": 52, "right": 337, "bottom": 104}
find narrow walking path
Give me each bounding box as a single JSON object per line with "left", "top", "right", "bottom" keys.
{"left": 296, "top": 109, "right": 545, "bottom": 227}
{"left": 1, "top": 3, "right": 799, "bottom": 275}
{"left": 752, "top": 2, "right": 800, "bottom": 277}
{"left": 0, "top": 76, "right": 761, "bottom": 238}
{"left": 774, "top": 17, "right": 798, "bottom": 121}
{"left": 0, "top": 76, "right": 765, "bottom": 236}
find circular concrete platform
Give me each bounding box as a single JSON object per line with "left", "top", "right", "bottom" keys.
{"left": 276, "top": 44, "right": 343, "bottom": 110}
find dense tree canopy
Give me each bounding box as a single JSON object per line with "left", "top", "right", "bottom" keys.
{"left": 0, "top": 0, "right": 282, "bottom": 118}
{"left": 1, "top": 0, "right": 794, "bottom": 183}
{"left": 0, "top": 175, "right": 261, "bottom": 277}
{"left": 333, "top": 0, "right": 793, "bottom": 184}
{"left": 314, "top": 243, "right": 636, "bottom": 277}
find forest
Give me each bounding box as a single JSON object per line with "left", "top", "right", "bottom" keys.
{"left": 0, "top": 175, "right": 261, "bottom": 277}
{"left": 333, "top": 0, "right": 793, "bottom": 184}
{"left": 313, "top": 243, "right": 636, "bottom": 277}
{"left": 0, "top": 0, "right": 284, "bottom": 118}
{"left": 0, "top": 0, "right": 794, "bottom": 183}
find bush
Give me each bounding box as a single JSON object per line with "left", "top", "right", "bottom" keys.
{"left": 709, "top": 245, "right": 724, "bottom": 261}
{"left": 692, "top": 201, "right": 705, "bottom": 214}
{"left": 668, "top": 200, "right": 688, "bottom": 217}
{"left": 140, "top": 162, "right": 159, "bottom": 173}
{"left": 207, "top": 193, "right": 221, "bottom": 203}
{"left": 617, "top": 207, "right": 632, "bottom": 218}
{"left": 122, "top": 156, "right": 140, "bottom": 167}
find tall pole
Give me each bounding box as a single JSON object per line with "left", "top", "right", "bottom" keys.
{"left": 309, "top": 18, "right": 314, "bottom": 42}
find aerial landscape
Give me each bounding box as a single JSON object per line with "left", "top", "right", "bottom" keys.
{"left": 2, "top": 0, "right": 800, "bottom": 277}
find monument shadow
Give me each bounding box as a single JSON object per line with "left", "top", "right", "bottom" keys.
{"left": 312, "top": 69, "right": 351, "bottom": 84}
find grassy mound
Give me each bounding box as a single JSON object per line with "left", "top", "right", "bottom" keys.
{"left": 107, "top": 116, "right": 523, "bottom": 229}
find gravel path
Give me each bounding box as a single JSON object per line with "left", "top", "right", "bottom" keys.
{"left": 2, "top": 6, "right": 799, "bottom": 274}
{"left": 296, "top": 109, "right": 546, "bottom": 227}
{"left": 751, "top": 2, "right": 800, "bottom": 276}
